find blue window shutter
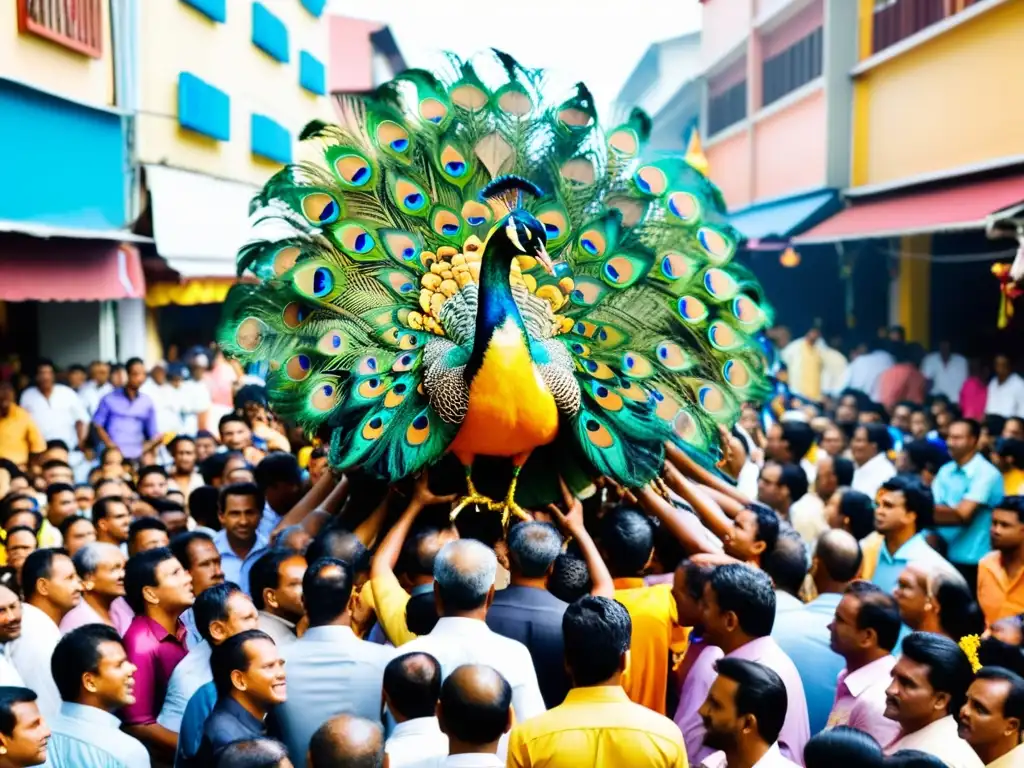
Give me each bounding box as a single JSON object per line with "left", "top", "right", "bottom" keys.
{"left": 300, "top": 0, "right": 327, "bottom": 17}
{"left": 179, "top": 0, "right": 226, "bottom": 23}
{"left": 251, "top": 114, "right": 292, "bottom": 164}
{"left": 299, "top": 51, "right": 326, "bottom": 96}
{"left": 177, "top": 73, "right": 230, "bottom": 141}
{"left": 252, "top": 2, "right": 289, "bottom": 63}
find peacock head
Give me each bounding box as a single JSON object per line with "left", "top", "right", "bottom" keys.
{"left": 500, "top": 211, "right": 554, "bottom": 275}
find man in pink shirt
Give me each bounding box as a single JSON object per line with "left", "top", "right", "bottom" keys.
{"left": 825, "top": 581, "right": 902, "bottom": 746}
{"left": 688, "top": 564, "right": 810, "bottom": 766}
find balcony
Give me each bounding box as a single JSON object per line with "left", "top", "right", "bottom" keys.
{"left": 17, "top": 0, "right": 104, "bottom": 58}
{"left": 872, "top": 0, "right": 982, "bottom": 53}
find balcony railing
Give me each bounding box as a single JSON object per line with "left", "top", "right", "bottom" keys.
{"left": 17, "top": 0, "right": 104, "bottom": 58}
{"left": 872, "top": 0, "right": 980, "bottom": 54}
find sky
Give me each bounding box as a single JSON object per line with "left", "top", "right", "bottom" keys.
{"left": 327, "top": 0, "right": 702, "bottom": 116}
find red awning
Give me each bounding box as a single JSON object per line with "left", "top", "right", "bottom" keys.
{"left": 0, "top": 240, "right": 145, "bottom": 302}
{"left": 794, "top": 174, "right": 1024, "bottom": 244}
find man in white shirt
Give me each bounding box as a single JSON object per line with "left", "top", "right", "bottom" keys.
{"left": 883, "top": 632, "right": 983, "bottom": 767}
{"left": 433, "top": 664, "right": 511, "bottom": 768}
{"left": 140, "top": 362, "right": 185, "bottom": 436}
{"left": 987, "top": 355, "right": 1024, "bottom": 418}
{"left": 10, "top": 548, "right": 84, "bottom": 720}
{"left": 920, "top": 342, "right": 969, "bottom": 402}
{"left": 400, "top": 539, "right": 546, "bottom": 727}
{"left": 384, "top": 652, "right": 448, "bottom": 768}
{"left": 839, "top": 342, "right": 895, "bottom": 402}
{"left": 78, "top": 360, "right": 113, "bottom": 417}
{"left": 851, "top": 424, "right": 897, "bottom": 499}
{"left": 19, "top": 359, "right": 88, "bottom": 462}
{"left": 0, "top": 583, "right": 26, "bottom": 688}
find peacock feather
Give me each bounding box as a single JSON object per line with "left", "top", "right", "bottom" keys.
{"left": 219, "top": 50, "right": 773, "bottom": 507}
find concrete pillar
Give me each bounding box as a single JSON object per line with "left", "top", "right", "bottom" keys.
{"left": 116, "top": 298, "right": 146, "bottom": 362}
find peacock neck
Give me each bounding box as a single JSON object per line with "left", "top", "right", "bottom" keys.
{"left": 467, "top": 241, "right": 529, "bottom": 378}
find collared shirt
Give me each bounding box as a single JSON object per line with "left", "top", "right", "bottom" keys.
{"left": 702, "top": 743, "right": 801, "bottom": 768}
{"left": 987, "top": 742, "right": 1024, "bottom": 768}
{"left": 438, "top": 756, "right": 503, "bottom": 767}
{"left": 190, "top": 696, "right": 266, "bottom": 768}
{"left": 385, "top": 717, "right": 449, "bottom": 768}
{"left": 157, "top": 640, "right": 213, "bottom": 733}
{"left": 840, "top": 350, "right": 894, "bottom": 402}
{"left": 613, "top": 579, "right": 678, "bottom": 715}
{"left": 174, "top": 681, "right": 216, "bottom": 768}
{"left": 371, "top": 570, "right": 417, "bottom": 647}
{"left": 120, "top": 614, "right": 188, "bottom": 726}
{"left": 19, "top": 385, "right": 87, "bottom": 451}
{"left": 0, "top": 649, "right": 24, "bottom": 688}
{"left": 0, "top": 403, "right": 45, "bottom": 467}
{"left": 59, "top": 596, "right": 134, "bottom": 636}
{"left": 870, "top": 532, "right": 950, "bottom": 596}
{"left": 676, "top": 637, "right": 725, "bottom": 766}
{"left": 213, "top": 529, "right": 269, "bottom": 596}
{"left": 486, "top": 585, "right": 569, "bottom": 709}
{"left": 986, "top": 373, "right": 1024, "bottom": 418}
{"left": 45, "top": 701, "right": 150, "bottom": 768}
{"left": 827, "top": 654, "right": 900, "bottom": 747}
{"left": 258, "top": 610, "right": 297, "bottom": 648}
{"left": 789, "top": 493, "right": 829, "bottom": 544}
{"left": 140, "top": 379, "right": 184, "bottom": 435}
{"left": 508, "top": 685, "right": 686, "bottom": 768}
{"left": 773, "top": 593, "right": 845, "bottom": 735}
{"left": 933, "top": 454, "right": 1005, "bottom": 565}
{"left": 921, "top": 353, "right": 969, "bottom": 402}
{"left": 179, "top": 607, "right": 202, "bottom": 650}
{"left": 93, "top": 388, "right": 158, "bottom": 460}
{"left": 852, "top": 453, "right": 897, "bottom": 499}
{"left": 79, "top": 380, "right": 114, "bottom": 417}
{"left": 878, "top": 363, "right": 928, "bottom": 411}
{"left": 9, "top": 603, "right": 63, "bottom": 720}
{"left": 402, "top": 617, "right": 546, "bottom": 724}
{"left": 276, "top": 624, "right": 394, "bottom": 766}
{"left": 977, "top": 551, "right": 1024, "bottom": 626}
{"left": 884, "top": 714, "right": 984, "bottom": 767}
{"left": 257, "top": 500, "right": 282, "bottom": 541}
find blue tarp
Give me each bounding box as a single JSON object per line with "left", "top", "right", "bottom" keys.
{"left": 728, "top": 189, "right": 841, "bottom": 242}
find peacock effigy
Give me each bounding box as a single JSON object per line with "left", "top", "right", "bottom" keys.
{"left": 218, "top": 50, "right": 774, "bottom": 524}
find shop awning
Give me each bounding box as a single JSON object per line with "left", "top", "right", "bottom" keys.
{"left": 795, "top": 174, "right": 1024, "bottom": 244}
{"left": 145, "top": 164, "right": 260, "bottom": 278}
{"left": 728, "top": 189, "right": 840, "bottom": 244}
{"left": 0, "top": 242, "right": 145, "bottom": 301}
{"left": 0, "top": 219, "right": 152, "bottom": 243}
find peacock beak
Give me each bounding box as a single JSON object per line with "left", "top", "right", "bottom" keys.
{"left": 534, "top": 243, "right": 555, "bottom": 275}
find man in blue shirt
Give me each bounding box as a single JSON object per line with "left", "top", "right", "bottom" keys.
{"left": 870, "top": 475, "right": 950, "bottom": 595}
{"left": 214, "top": 483, "right": 269, "bottom": 595}
{"left": 932, "top": 418, "right": 1004, "bottom": 586}
{"left": 47, "top": 624, "right": 151, "bottom": 767}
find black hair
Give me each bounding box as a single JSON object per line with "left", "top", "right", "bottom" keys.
{"left": 599, "top": 507, "right": 654, "bottom": 577}
{"left": 194, "top": 581, "right": 245, "bottom": 643}
{"left": 680, "top": 559, "right": 714, "bottom": 602}
{"left": 196, "top": 429, "right": 217, "bottom": 441}
{"left": 779, "top": 421, "right": 815, "bottom": 461}
{"left": 91, "top": 496, "right": 128, "bottom": 523}
{"left": 59, "top": 514, "right": 94, "bottom": 540}
{"left": 45, "top": 483, "right": 75, "bottom": 502}
{"left": 845, "top": 581, "right": 901, "bottom": 652}
{"left": 0, "top": 687, "right": 38, "bottom": 736}
{"left": 832, "top": 456, "right": 855, "bottom": 487}
{"left": 169, "top": 531, "right": 215, "bottom": 571}
{"left": 219, "top": 413, "right": 248, "bottom": 430}
{"left": 838, "top": 490, "right": 876, "bottom": 541}
{"left": 405, "top": 591, "right": 440, "bottom": 636}
{"left": 189, "top": 486, "right": 220, "bottom": 530}
{"left": 51, "top": 624, "right": 123, "bottom": 701}
{"left": 885, "top": 750, "right": 950, "bottom": 767}
{"left": 0, "top": 494, "right": 37, "bottom": 530}
{"left": 210, "top": 629, "right": 273, "bottom": 698}
{"left": 996, "top": 496, "right": 1024, "bottom": 523}
{"left": 45, "top": 439, "right": 69, "bottom": 453}
{"left": 548, "top": 553, "right": 591, "bottom": 603}
{"left": 216, "top": 738, "right": 291, "bottom": 768}
{"left": 880, "top": 475, "right": 935, "bottom": 531}
{"left": 383, "top": 652, "right": 442, "bottom": 720}
{"left": 507, "top": 521, "right": 562, "bottom": 578}
{"left": 21, "top": 548, "right": 70, "bottom": 602}
{"left": 143, "top": 497, "right": 185, "bottom": 516}
{"left": 253, "top": 452, "right": 301, "bottom": 491}
{"left": 399, "top": 525, "right": 447, "bottom": 578}
{"left": 34, "top": 358, "right": 55, "bottom": 375}
{"left": 746, "top": 501, "right": 780, "bottom": 554}
{"left": 709, "top": 564, "right": 776, "bottom": 638}
{"left": 167, "top": 435, "right": 195, "bottom": 452}
{"left": 974, "top": 667, "right": 1024, "bottom": 730}
{"left": 714, "top": 658, "right": 788, "bottom": 745}
{"left": 859, "top": 423, "right": 893, "bottom": 453}
{"left": 803, "top": 726, "right": 883, "bottom": 768}
{"left": 978, "top": 636, "right": 1024, "bottom": 677}
{"left": 218, "top": 482, "right": 264, "bottom": 513}
{"left": 900, "top": 631, "right": 974, "bottom": 715}
{"left": 4, "top": 526, "right": 36, "bottom": 546}
{"left": 303, "top": 557, "right": 354, "bottom": 627}
{"left": 933, "top": 577, "right": 985, "bottom": 641}
{"left": 776, "top": 463, "right": 809, "bottom": 503}
{"left": 438, "top": 664, "right": 511, "bottom": 744}
{"left": 998, "top": 439, "right": 1024, "bottom": 469}
{"left": 249, "top": 549, "right": 299, "bottom": 611}
{"left": 40, "top": 459, "right": 72, "bottom": 474}
{"left": 815, "top": 529, "right": 863, "bottom": 583}
{"left": 562, "top": 596, "right": 631, "bottom": 686}
{"left": 125, "top": 357, "right": 144, "bottom": 371}
{"left": 128, "top": 517, "right": 168, "bottom": 546}
{"left": 137, "top": 465, "right": 168, "bottom": 482}
{"left": 903, "top": 439, "right": 951, "bottom": 477}
{"left": 200, "top": 453, "right": 230, "bottom": 486}
{"left": 306, "top": 528, "right": 371, "bottom": 574}
{"left": 123, "top": 546, "right": 176, "bottom": 614}
{"left": 763, "top": 530, "right": 808, "bottom": 596}
{"left": 953, "top": 418, "right": 982, "bottom": 441}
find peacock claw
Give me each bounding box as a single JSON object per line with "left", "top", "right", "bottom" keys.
{"left": 449, "top": 493, "right": 495, "bottom": 522}
{"left": 489, "top": 498, "right": 532, "bottom": 528}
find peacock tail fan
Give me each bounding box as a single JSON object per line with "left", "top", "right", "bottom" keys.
{"left": 218, "top": 50, "right": 773, "bottom": 496}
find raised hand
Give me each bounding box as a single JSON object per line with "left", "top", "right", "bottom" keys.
{"left": 411, "top": 472, "right": 458, "bottom": 508}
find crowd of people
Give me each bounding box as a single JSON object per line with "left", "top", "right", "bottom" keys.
{"left": 0, "top": 335, "right": 1020, "bottom": 768}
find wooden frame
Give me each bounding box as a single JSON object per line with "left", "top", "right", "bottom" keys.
{"left": 16, "top": 0, "right": 103, "bottom": 58}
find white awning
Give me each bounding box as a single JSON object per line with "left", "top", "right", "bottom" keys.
{"left": 0, "top": 219, "right": 152, "bottom": 243}
{"left": 145, "top": 165, "right": 260, "bottom": 278}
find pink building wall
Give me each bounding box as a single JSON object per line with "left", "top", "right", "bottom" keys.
{"left": 706, "top": 130, "right": 752, "bottom": 210}
{"left": 328, "top": 16, "right": 382, "bottom": 93}
{"left": 700, "top": 0, "right": 753, "bottom": 67}
{"left": 752, "top": 87, "right": 826, "bottom": 199}
{"left": 761, "top": 0, "right": 823, "bottom": 58}
{"left": 708, "top": 55, "right": 748, "bottom": 96}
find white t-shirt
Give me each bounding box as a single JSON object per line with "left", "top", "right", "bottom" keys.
{"left": 19, "top": 385, "right": 87, "bottom": 451}
{"left": 920, "top": 353, "right": 968, "bottom": 402}
{"left": 852, "top": 453, "right": 897, "bottom": 499}
{"left": 986, "top": 373, "right": 1024, "bottom": 418}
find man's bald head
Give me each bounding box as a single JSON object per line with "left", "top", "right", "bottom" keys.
{"left": 438, "top": 664, "right": 511, "bottom": 747}
{"left": 434, "top": 539, "right": 497, "bottom": 613}
{"left": 307, "top": 714, "right": 384, "bottom": 768}
{"left": 384, "top": 651, "right": 442, "bottom": 721}
{"left": 815, "top": 529, "right": 862, "bottom": 584}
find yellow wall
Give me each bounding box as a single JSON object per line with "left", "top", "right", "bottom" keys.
{"left": 0, "top": 1, "right": 114, "bottom": 106}
{"left": 897, "top": 235, "right": 931, "bottom": 347}
{"left": 852, "top": 0, "right": 1024, "bottom": 187}
{"left": 136, "top": 0, "right": 335, "bottom": 186}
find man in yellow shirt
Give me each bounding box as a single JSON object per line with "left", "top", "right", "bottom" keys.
{"left": 507, "top": 596, "right": 687, "bottom": 768}
{"left": 0, "top": 382, "right": 45, "bottom": 470}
